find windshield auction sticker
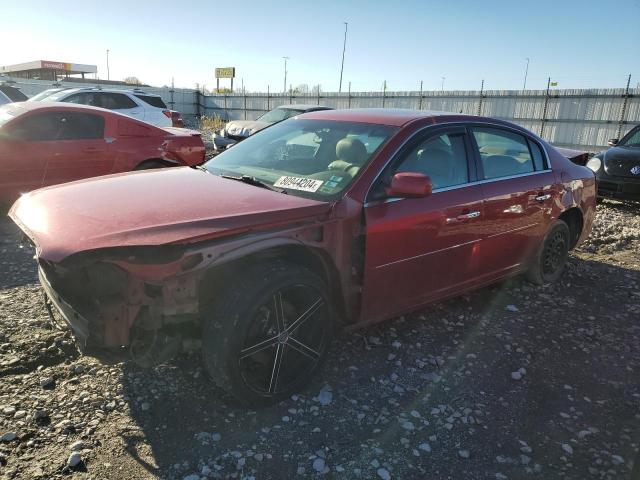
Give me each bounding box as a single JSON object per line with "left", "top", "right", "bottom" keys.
{"left": 274, "top": 176, "right": 323, "bottom": 192}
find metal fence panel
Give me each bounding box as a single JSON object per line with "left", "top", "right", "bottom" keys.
{"left": 6, "top": 77, "right": 638, "bottom": 152}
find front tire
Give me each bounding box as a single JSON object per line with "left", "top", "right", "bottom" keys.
{"left": 201, "top": 261, "right": 334, "bottom": 406}
{"left": 526, "top": 219, "right": 570, "bottom": 285}
{"left": 134, "top": 160, "right": 170, "bottom": 170}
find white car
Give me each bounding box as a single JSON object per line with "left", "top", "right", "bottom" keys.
{"left": 29, "top": 87, "right": 181, "bottom": 128}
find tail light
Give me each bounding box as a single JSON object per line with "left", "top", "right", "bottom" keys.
{"left": 171, "top": 111, "right": 185, "bottom": 128}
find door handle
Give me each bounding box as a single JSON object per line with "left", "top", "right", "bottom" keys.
{"left": 535, "top": 194, "right": 551, "bottom": 202}
{"left": 82, "top": 147, "right": 99, "bottom": 153}
{"left": 446, "top": 211, "right": 480, "bottom": 223}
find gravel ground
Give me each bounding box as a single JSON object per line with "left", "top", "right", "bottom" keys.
{"left": 1, "top": 201, "right": 639, "bottom": 480}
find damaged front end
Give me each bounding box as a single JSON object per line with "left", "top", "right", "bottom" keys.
{"left": 38, "top": 245, "right": 203, "bottom": 364}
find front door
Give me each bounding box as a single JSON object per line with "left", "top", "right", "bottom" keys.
{"left": 360, "top": 127, "right": 484, "bottom": 323}
{"left": 0, "top": 112, "right": 62, "bottom": 202}
{"left": 0, "top": 138, "right": 50, "bottom": 203}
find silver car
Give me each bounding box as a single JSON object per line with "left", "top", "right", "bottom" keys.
{"left": 212, "top": 104, "right": 332, "bottom": 151}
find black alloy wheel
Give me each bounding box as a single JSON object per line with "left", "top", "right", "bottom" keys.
{"left": 202, "top": 261, "right": 334, "bottom": 406}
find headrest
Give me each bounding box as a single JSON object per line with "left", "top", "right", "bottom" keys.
{"left": 336, "top": 138, "right": 367, "bottom": 165}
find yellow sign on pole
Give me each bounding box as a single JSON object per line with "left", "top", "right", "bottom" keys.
{"left": 215, "top": 67, "right": 235, "bottom": 79}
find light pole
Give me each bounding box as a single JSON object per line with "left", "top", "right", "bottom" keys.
{"left": 106, "top": 49, "right": 110, "bottom": 81}
{"left": 441, "top": 76, "right": 445, "bottom": 92}
{"left": 339, "top": 22, "right": 348, "bottom": 93}
{"left": 522, "top": 57, "right": 530, "bottom": 92}
{"left": 282, "top": 56, "right": 289, "bottom": 94}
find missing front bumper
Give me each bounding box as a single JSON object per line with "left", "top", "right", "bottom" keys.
{"left": 39, "top": 267, "right": 91, "bottom": 350}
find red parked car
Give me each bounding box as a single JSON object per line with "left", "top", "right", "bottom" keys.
{"left": 9, "top": 109, "right": 596, "bottom": 405}
{"left": 0, "top": 102, "right": 204, "bottom": 204}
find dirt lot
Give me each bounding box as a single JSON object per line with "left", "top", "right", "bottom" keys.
{"left": 1, "top": 201, "right": 639, "bottom": 480}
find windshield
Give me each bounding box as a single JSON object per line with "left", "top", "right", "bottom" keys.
{"left": 257, "top": 108, "right": 304, "bottom": 123}
{"left": 618, "top": 126, "right": 640, "bottom": 147}
{"left": 39, "top": 89, "right": 78, "bottom": 102}
{"left": 28, "top": 89, "right": 65, "bottom": 102}
{"left": 205, "top": 119, "right": 397, "bottom": 200}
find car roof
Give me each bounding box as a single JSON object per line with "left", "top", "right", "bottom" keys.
{"left": 299, "top": 108, "right": 462, "bottom": 126}
{"left": 1, "top": 101, "right": 115, "bottom": 114}
{"left": 277, "top": 104, "right": 332, "bottom": 111}
{"left": 298, "top": 108, "right": 521, "bottom": 128}
{"left": 1, "top": 101, "right": 172, "bottom": 133}
{"left": 40, "top": 87, "right": 161, "bottom": 96}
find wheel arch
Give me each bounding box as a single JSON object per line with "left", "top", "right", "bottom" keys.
{"left": 558, "top": 206, "right": 584, "bottom": 250}
{"left": 134, "top": 158, "right": 181, "bottom": 170}
{"left": 197, "top": 242, "right": 347, "bottom": 322}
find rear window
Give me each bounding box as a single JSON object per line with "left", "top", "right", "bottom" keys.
{"left": 97, "top": 93, "right": 138, "bottom": 110}
{"left": 473, "top": 128, "right": 535, "bottom": 179}
{"left": 134, "top": 94, "right": 167, "bottom": 109}
{"left": 117, "top": 119, "right": 153, "bottom": 137}
{"left": 0, "top": 85, "right": 28, "bottom": 102}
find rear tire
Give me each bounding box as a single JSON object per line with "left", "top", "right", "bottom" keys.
{"left": 526, "top": 220, "right": 570, "bottom": 285}
{"left": 201, "top": 261, "right": 334, "bottom": 406}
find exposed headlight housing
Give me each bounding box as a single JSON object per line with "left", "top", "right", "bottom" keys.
{"left": 586, "top": 157, "right": 602, "bottom": 172}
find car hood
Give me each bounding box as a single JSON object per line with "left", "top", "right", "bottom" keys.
{"left": 224, "top": 120, "right": 271, "bottom": 137}
{"left": 601, "top": 146, "right": 640, "bottom": 178}
{"left": 9, "top": 167, "right": 331, "bottom": 263}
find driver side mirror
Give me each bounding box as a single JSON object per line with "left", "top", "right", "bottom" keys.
{"left": 608, "top": 138, "right": 619, "bottom": 146}
{"left": 385, "top": 172, "right": 432, "bottom": 199}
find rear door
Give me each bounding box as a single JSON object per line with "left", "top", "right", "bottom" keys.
{"left": 470, "top": 126, "right": 557, "bottom": 280}
{"left": 95, "top": 92, "right": 144, "bottom": 120}
{"left": 40, "top": 111, "right": 114, "bottom": 186}
{"left": 361, "top": 126, "right": 485, "bottom": 323}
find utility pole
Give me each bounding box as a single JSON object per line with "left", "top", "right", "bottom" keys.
{"left": 522, "top": 57, "right": 530, "bottom": 92}
{"left": 616, "top": 74, "right": 632, "bottom": 139}
{"left": 477, "top": 79, "right": 484, "bottom": 116}
{"left": 382, "top": 80, "right": 387, "bottom": 107}
{"left": 106, "top": 49, "right": 110, "bottom": 81}
{"left": 339, "top": 22, "right": 348, "bottom": 93}
{"left": 540, "top": 76, "right": 551, "bottom": 137}
{"left": 282, "top": 57, "right": 289, "bottom": 94}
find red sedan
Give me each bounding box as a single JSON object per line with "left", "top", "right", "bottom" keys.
{"left": 10, "top": 109, "right": 596, "bottom": 405}
{"left": 0, "top": 102, "right": 205, "bottom": 204}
